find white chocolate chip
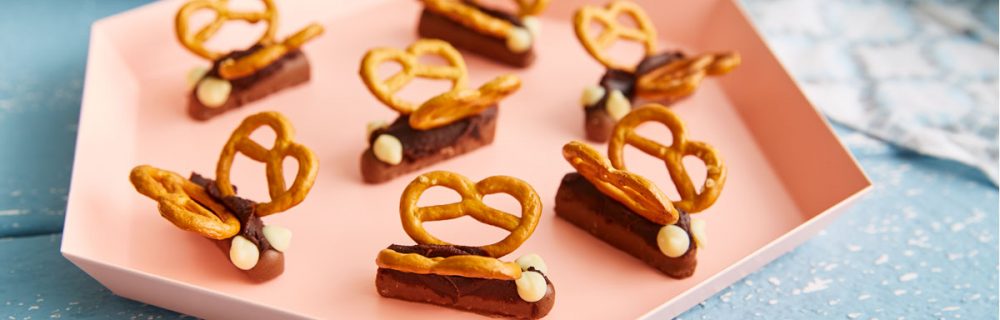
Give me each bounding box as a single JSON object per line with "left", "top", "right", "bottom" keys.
{"left": 373, "top": 134, "right": 403, "bottom": 165}
{"left": 229, "top": 235, "right": 260, "bottom": 270}
{"left": 657, "top": 224, "right": 690, "bottom": 258}
{"left": 580, "top": 85, "right": 606, "bottom": 107}
{"left": 522, "top": 16, "right": 541, "bottom": 37}
{"left": 506, "top": 27, "right": 532, "bottom": 53}
{"left": 262, "top": 225, "right": 292, "bottom": 252}
{"left": 365, "top": 120, "right": 388, "bottom": 138}
{"left": 515, "top": 253, "right": 548, "bottom": 274}
{"left": 605, "top": 89, "right": 631, "bottom": 120}
{"left": 195, "top": 76, "right": 231, "bottom": 108}
{"left": 690, "top": 218, "right": 707, "bottom": 249}
{"left": 186, "top": 66, "right": 209, "bottom": 89}
{"left": 515, "top": 271, "right": 547, "bottom": 302}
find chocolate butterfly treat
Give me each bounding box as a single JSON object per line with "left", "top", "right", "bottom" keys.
{"left": 129, "top": 112, "right": 318, "bottom": 281}
{"left": 358, "top": 39, "right": 522, "bottom": 183}
{"left": 376, "top": 171, "right": 555, "bottom": 318}
{"left": 554, "top": 105, "right": 725, "bottom": 278}
{"left": 417, "top": 0, "right": 549, "bottom": 68}
{"left": 176, "top": 0, "right": 324, "bottom": 120}
{"left": 573, "top": 0, "right": 740, "bottom": 142}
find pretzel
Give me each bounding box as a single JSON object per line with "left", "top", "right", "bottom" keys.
{"left": 216, "top": 111, "right": 318, "bottom": 216}
{"left": 410, "top": 74, "right": 521, "bottom": 130}
{"left": 608, "top": 105, "right": 726, "bottom": 213}
{"left": 360, "top": 39, "right": 469, "bottom": 115}
{"left": 399, "top": 171, "right": 542, "bottom": 258}
{"left": 635, "top": 52, "right": 741, "bottom": 101}
{"left": 376, "top": 248, "right": 522, "bottom": 280}
{"left": 176, "top": 0, "right": 324, "bottom": 80}
{"left": 129, "top": 165, "right": 240, "bottom": 240}
{"left": 574, "top": 0, "right": 658, "bottom": 72}
{"left": 175, "top": 0, "right": 278, "bottom": 61}
{"left": 562, "top": 141, "right": 678, "bottom": 225}
{"left": 515, "top": 0, "right": 551, "bottom": 16}
{"left": 422, "top": 0, "right": 514, "bottom": 38}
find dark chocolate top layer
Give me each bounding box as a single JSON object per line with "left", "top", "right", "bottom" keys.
{"left": 388, "top": 243, "right": 491, "bottom": 258}
{"left": 584, "top": 51, "right": 687, "bottom": 111}
{"left": 368, "top": 106, "right": 498, "bottom": 160}
{"left": 190, "top": 173, "right": 272, "bottom": 251}
{"left": 461, "top": 0, "right": 524, "bottom": 28}
{"left": 203, "top": 45, "right": 305, "bottom": 90}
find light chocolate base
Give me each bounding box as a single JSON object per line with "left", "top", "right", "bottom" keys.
{"left": 188, "top": 49, "right": 311, "bottom": 121}
{"left": 554, "top": 172, "right": 697, "bottom": 278}
{"left": 417, "top": 9, "right": 535, "bottom": 68}
{"left": 376, "top": 268, "right": 555, "bottom": 319}
{"left": 360, "top": 107, "right": 498, "bottom": 184}
{"left": 213, "top": 239, "right": 285, "bottom": 282}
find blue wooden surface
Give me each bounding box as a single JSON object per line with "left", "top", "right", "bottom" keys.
{"left": 0, "top": 1, "right": 996, "bottom": 319}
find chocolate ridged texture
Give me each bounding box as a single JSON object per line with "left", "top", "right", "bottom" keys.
{"left": 554, "top": 172, "right": 697, "bottom": 278}
{"left": 189, "top": 173, "right": 284, "bottom": 282}
{"left": 188, "top": 45, "right": 311, "bottom": 121}
{"left": 377, "top": 244, "right": 555, "bottom": 319}
{"left": 417, "top": 7, "right": 535, "bottom": 68}
{"left": 360, "top": 106, "right": 498, "bottom": 183}
{"left": 582, "top": 51, "right": 686, "bottom": 142}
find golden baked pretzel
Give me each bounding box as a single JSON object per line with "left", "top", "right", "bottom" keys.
{"left": 216, "top": 111, "right": 318, "bottom": 216}
{"left": 399, "top": 171, "right": 542, "bottom": 258}
{"left": 360, "top": 39, "right": 469, "bottom": 115}
{"left": 635, "top": 52, "right": 741, "bottom": 101}
{"left": 129, "top": 165, "right": 240, "bottom": 240}
{"left": 176, "top": 0, "right": 324, "bottom": 80}
{"left": 574, "top": 0, "right": 658, "bottom": 72}
{"left": 410, "top": 74, "right": 521, "bottom": 130}
{"left": 515, "top": 0, "right": 551, "bottom": 16}
{"left": 422, "top": 0, "right": 514, "bottom": 38}
{"left": 376, "top": 248, "right": 522, "bottom": 280}
{"left": 562, "top": 141, "right": 678, "bottom": 225}
{"left": 608, "top": 105, "right": 726, "bottom": 213}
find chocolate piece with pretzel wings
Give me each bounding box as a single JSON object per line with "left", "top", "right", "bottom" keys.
{"left": 128, "top": 111, "right": 318, "bottom": 282}
{"left": 573, "top": 0, "right": 740, "bottom": 142}
{"left": 375, "top": 171, "right": 556, "bottom": 318}
{"left": 417, "top": 0, "right": 549, "bottom": 68}
{"left": 358, "top": 39, "right": 521, "bottom": 183}
{"left": 554, "top": 105, "right": 725, "bottom": 278}
{"left": 175, "top": 0, "right": 324, "bottom": 121}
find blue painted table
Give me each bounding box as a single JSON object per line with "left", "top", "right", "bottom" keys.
{"left": 1, "top": 1, "right": 996, "bottom": 319}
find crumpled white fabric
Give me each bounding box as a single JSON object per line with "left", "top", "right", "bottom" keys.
{"left": 743, "top": 0, "right": 999, "bottom": 184}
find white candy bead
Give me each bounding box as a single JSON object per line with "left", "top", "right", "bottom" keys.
{"left": 262, "top": 225, "right": 292, "bottom": 252}
{"left": 690, "top": 218, "right": 707, "bottom": 249}
{"left": 186, "top": 66, "right": 208, "bottom": 89}
{"left": 373, "top": 134, "right": 403, "bottom": 165}
{"left": 605, "top": 89, "right": 631, "bottom": 120}
{"left": 515, "top": 253, "right": 548, "bottom": 273}
{"left": 506, "top": 27, "right": 533, "bottom": 53}
{"left": 523, "top": 16, "right": 541, "bottom": 37}
{"left": 365, "top": 120, "right": 388, "bottom": 138}
{"left": 657, "top": 224, "right": 690, "bottom": 258}
{"left": 515, "top": 271, "right": 547, "bottom": 302}
{"left": 229, "top": 235, "right": 260, "bottom": 270}
{"left": 580, "top": 85, "right": 606, "bottom": 107}
{"left": 195, "top": 76, "right": 231, "bottom": 108}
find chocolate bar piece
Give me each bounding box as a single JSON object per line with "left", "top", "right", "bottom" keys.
{"left": 376, "top": 244, "right": 555, "bottom": 319}
{"left": 361, "top": 106, "right": 498, "bottom": 184}
{"left": 417, "top": 7, "right": 535, "bottom": 68}
{"left": 190, "top": 173, "right": 285, "bottom": 282}
{"left": 583, "top": 51, "right": 685, "bottom": 142}
{"left": 554, "top": 172, "right": 697, "bottom": 278}
{"left": 189, "top": 45, "right": 311, "bottom": 121}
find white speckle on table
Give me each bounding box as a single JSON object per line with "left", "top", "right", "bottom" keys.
{"left": 847, "top": 244, "right": 862, "bottom": 252}
{"left": 803, "top": 277, "right": 833, "bottom": 293}
{"left": 720, "top": 291, "right": 733, "bottom": 303}
{"left": 875, "top": 254, "right": 889, "bottom": 265}
{"left": 899, "top": 273, "right": 918, "bottom": 282}
{"left": 931, "top": 267, "right": 942, "bottom": 273}
{"left": 858, "top": 293, "right": 871, "bottom": 300}
{"left": 8, "top": 190, "right": 21, "bottom": 197}
{"left": 825, "top": 264, "right": 839, "bottom": 271}
{"left": 793, "top": 289, "right": 802, "bottom": 295}
{"left": 744, "top": 294, "right": 754, "bottom": 301}
{"left": 0, "top": 209, "right": 23, "bottom": 216}
{"left": 903, "top": 250, "right": 915, "bottom": 256}
{"left": 847, "top": 312, "right": 863, "bottom": 319}
{"left": 768, "top": 277, "right": 782, "bottom": 286}
{"left": 894, "top": 289, "right": 907, "bottom": 296}
{"left": 947, "top": 253, "right": 963, "bottom": 260}
{"left": 950, "top": 223, "right": 965, "bottom": 232}
{"left": 941, "top": 306, "right": 960, "bottom": 312}
{"left": 768, "top": 299, "right": 778, "bottom": 305}
{"left": 829, "top": 299, "right": 841, "bottom": 305}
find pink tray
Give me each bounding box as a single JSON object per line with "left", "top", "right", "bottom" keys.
{"left": 62, "top": 0, "right": 871, "bottom": 318}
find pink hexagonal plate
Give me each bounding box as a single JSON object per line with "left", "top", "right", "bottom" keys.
{"left": 62, "top": 0, "right": 871, "bottom": 318}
